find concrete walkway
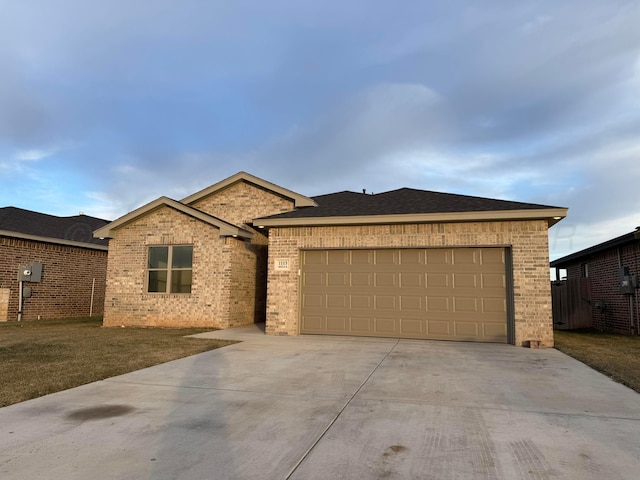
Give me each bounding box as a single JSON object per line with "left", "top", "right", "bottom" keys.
{"left": 1, "top": 324, "right": 640, "bottom": 479}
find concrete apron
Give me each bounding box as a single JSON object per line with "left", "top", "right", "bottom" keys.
{"left": 1, "top": 324, "right": 640, "bottom": 480}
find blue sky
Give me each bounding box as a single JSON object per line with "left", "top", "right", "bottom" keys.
{"left": 1, "top": 1, "right": 639, "bottom": 261}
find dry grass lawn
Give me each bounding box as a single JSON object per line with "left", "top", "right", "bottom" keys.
{"left": 554, "top": 329, "right": 640, "bottom": 394}
{"left": 0, "top": 317, "right": 234, "bottom": 407}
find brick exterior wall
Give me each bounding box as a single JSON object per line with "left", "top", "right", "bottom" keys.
{"left": 564, "top": 243, "right": 640, "bottom": 334}
{"left": 0, "top": 236, "right": 107, "bottom": 321}
{"left": 103, "top": 181, "right": 294, "bottom": 328}
{"left": 265, "top": 220, "right": 554, "bottom": 347}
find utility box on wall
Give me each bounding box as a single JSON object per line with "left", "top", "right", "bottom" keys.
{"left": 18, "top": 262, "right": 43, "bottom": 283}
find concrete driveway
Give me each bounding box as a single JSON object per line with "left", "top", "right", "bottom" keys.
{"left": 1, "top": 324, "right": 640, "bottom": 479}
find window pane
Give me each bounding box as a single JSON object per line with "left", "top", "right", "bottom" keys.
{"left": 172, "top": 246, "right": 193, "bottom": 268}
{"left": 148, "top": 247, "right": 168, "bottom": 268}
{"left": 148, "top": 270, "right": 167, "bottom": 292}
{"left": 171, "top": 270, "right": 192, "bottom": 293}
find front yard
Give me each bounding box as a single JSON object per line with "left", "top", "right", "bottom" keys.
{"left": 554, "top": 329, "right": 640, "bottom": 394}
{"left": 0, "top": 317, "right": 233, "bottom": 407}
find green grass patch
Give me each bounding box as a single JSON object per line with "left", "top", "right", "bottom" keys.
{"left": 554, "top": 329, "right": 640, "bottom": 393}
{"left": 0, "top": 317, "right": 234, "bottom": 407}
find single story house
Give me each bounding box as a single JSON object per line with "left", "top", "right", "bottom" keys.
{"left": 550, "top": 228, "right": 640, "bottom": 334}
{"left": 95, "top": 172, "right": 567, "bottom": 347}
{"left": 0, "top": 207, "right": 109, "bottom": 321}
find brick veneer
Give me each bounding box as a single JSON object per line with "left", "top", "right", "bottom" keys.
{"left": 265, "top": 220, "right": 554, "bottom": 347}
{"left": 103, "top": 181, "right": 294, "bottom": 328}
{"left": 0, "top": 236, "right": 107, "bottom": 321}
{"left": 565, "top": 243, "right": 640, "bottom": 334}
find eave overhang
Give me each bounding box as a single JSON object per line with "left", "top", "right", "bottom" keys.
{"left": 0, "top": 230, "right": 108, "bottom": 251}
{"left": 255, "top": 208, "right": 568, "bottom": 228}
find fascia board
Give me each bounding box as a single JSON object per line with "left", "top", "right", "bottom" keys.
{"left": 256, "top": 208, "right": 569, "bottom": 228}
{"left": 0, "top": 230, "right": 108, "bottom": 251}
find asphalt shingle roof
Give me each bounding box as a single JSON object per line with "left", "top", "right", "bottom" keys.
{"left": 260, "top": 188, "right": 561, "bottom": 220}
{"left": 0, "top": 207, "right": 110, "bottom": 247}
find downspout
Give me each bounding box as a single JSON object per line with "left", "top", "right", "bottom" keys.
{"left": 90, "top": 278, "right": 96, "bottom": 317}
{"left": 18, "top": 279, "right": 23, "bottom": 322}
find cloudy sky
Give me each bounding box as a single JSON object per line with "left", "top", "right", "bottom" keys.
{"left": 1, "top": 1, "right": 639, "bottom": 260}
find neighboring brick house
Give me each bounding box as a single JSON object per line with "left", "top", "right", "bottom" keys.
{"left": 97, "top": 171, "right": 567, "bottom": 347}
{"left": 0, "top": 207, "right": 109, "bottom": 321}
{"left": 550, "top": 229, "right": 640, "bottom": 334}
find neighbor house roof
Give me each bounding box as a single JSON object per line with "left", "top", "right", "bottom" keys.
{"left": 93, "top": 197, "right": 253, "bottom": 240}
{"left": 550, "top": 228, "right": 640, "bottom": 268}
{"left": 0, "top": 207, "right": 110, "bottom": 250}
{"left": 255, "top": 188, "right": 568, "bottom": 227}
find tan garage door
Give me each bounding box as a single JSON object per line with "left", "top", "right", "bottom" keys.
{"left": 300, "top": 248, "right": 508, "bottom": 342}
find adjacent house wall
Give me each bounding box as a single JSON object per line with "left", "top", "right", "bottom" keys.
{"left": 565, "top": 243, "right": 640, "bottom": 334}
{"left": 0, "top": 236, "right": 107, "bottom": 321}
{"left": 266, "top": 220, "right": 554, "bottom": 347}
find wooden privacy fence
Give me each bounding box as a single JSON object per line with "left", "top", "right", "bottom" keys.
{"left": 551, "top": 278, "right": 593, "bottom": 330}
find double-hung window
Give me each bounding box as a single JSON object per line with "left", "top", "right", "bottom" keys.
{"left": 147, "top": 245, "right": 193, "bottom": 293}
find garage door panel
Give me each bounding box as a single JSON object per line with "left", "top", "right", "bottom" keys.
{"left": 400, "top": 295, "right": 422, "bottom": 311}
{"left": 400, "top": 318, "right": 424, "bottom": 335}
{"left": 482, "top": 273, "right": 505, "bottom": 288}
{"left": 453, "top": 273, "right": 477, "bottom": 288}
{"left": 350, "top": 317, "right": 372, "bottom": 332}
{"left": 327, "top": 250, "right": 349, "bottom": 264}
{"left": 351, "top": 295, "right": 371, "bottom": 308}
{"left": 303, "top": 294, "right": 324, "bottom": 308}
{"left": 327, "top": 272, "right": 347, "bottom": 287}
{"left": 326, "top": 316, "right": 348, "bottom": 332}
{"left": 399, "top": 249, "right": 424, "bottom": 265}
{"left": 482, "top": 297, "right": 507, "bottom": 312}
{"left": 400, "top": 272, "right": 423, "bottom": 287}
{"left": 452, "top": 249, "right": 477, "bottom": 264}
{"left": 327, "top": 294, "right": 347, "bottom": 309}
{"left": 351, "top": 272, "right": 372, "bottom": 287}
{"left": 303, "top": 272, "right": 324, "bottom": 287}
{"left": 453, "top": 297, "right": 479, "bottom": 312}
{"left": 426, "top": 296, "right": 450, "bottom": 312}
{"left": 426, "top": 273, "right": 449, "bottom": 287}
{"left": 426, "top": 249, "right": 449, "bottom": 264}
{"left": 481, "top": 248, "right": 505, "bottom": 264}
{"left": 303, "top": 250, "right": 325, "bottom": 265}
{"left": 374, "top": 318, "right": 398, "bottom": 335}
{"left": 483, "top": 322, "right": 508, "bottom": 340}
{"left": 427, "top": 320, "right": 451, "bottom": 336}
{"left": 375, "top": 295, "right": 396, "bottom": 310}
{"left": 301, "top": 315, "right": 324, "bottom": 332}
{"left": 375, "top": 272, "right": 397, "bottom": 287}
{"left": 375, "top": 250, "right": 397, "bottom": 264}
{"left": 455, "top": 321, "right": 480, "bottom": 337}
{"left": 300, "top": 247, "right": 508, "bottom": 343}
{"left": 351, "top": 250, "right": 372, "bottom": 264}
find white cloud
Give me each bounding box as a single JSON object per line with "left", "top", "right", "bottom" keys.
{"left": 15, "top": 147, "right": 58, "bottom": 161}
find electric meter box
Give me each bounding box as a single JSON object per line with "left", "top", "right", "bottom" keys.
{"left": 18, "top": 262, "right": 43, "bottom": 283}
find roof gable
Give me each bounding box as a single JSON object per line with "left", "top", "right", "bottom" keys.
{"left": 180, "top": 171, "right": 317, "bottom": 208}
{"left": 0, "top": 206, "right": 109, "bottom": 249}
{"left": 93, "top": 197, "right": 253, "bottom": 239}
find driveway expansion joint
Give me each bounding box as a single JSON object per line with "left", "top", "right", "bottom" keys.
{"left": 283, "top": 339, "right": 400, "bottom": 480}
